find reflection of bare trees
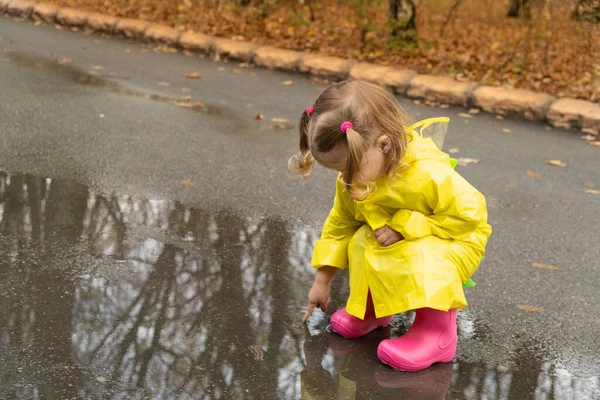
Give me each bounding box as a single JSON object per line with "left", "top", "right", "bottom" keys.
{"left": 0, "top": 170, "right": 599, "bottom": 399}
{"left": 0, "top": 171, "right": 319, "bottom": 398}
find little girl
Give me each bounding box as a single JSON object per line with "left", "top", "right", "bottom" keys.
{"left": 290, "top": 80, "right": 491, "bottom": 372}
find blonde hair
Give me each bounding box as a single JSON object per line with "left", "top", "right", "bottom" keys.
{"left": 288, "top": 80, "right": 411, "bottom": 199}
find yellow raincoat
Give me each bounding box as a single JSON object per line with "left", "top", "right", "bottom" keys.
{"left": 311, "top": 118, "right": 492, "bottom": 319}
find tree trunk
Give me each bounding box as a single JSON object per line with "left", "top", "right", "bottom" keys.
{"left": 507, "top": 0, "right": 531, "bottom": 18}
{"left": 389, "top": 0, "right": 417, "bottom": 41}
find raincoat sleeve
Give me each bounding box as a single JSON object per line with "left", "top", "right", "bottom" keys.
{"left": 388, "top": 161, "right": 487, "bottom": 241}
{"left": 311, "top": 177, "right": 362, "bottom": 270}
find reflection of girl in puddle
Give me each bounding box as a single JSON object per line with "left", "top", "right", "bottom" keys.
{"left": 301, "top": 324, "right": 454, "bottom": 399}
{"left": 290, "top": 80, "right": 491, "bottom": 372}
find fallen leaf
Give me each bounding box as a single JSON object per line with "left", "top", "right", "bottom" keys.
{"left": 496, "top": 115, "right": 505, "bottom": 120}
{"left": 57, "top": 58, "right": 72, "bottom": 65}
{"left": 525, "top": 169, "right": 543, "bottom": 179}
{"left": 179, "top": 179, "right": 195, "bottom": 186}
{"left": 99, "top": 114, "right": 105, "bottom": 118}
{"left": 96, "top": 376, "right": 108, "bottom": 383}
{"left": 584, "top": 182, "right": 595, "bottom": 188}
{"left": 186, "top": 72, "right": 201, "bottom": 79}
{"left": 125, "top": 48, "right": 132, "bottom": 53}
{"left": 34, "top": 21, "right": 43, "bottom": 26}
{"left": 254, "top": 113, "right": 264, "bottom": 120}
{"left": 586, "top": 189, "right": 600, "bottom": 194}
{"left": 502, "top": 128, "right": 512, "bottom": 133}
{"left": 559, "top": 199, "right": 572, "bottom": 204}
{"left": 192, "top": 101, "right": 205, "bottom": 109}
{"left": 458, "top": 112, "right": 472, "bottom": 118}
{"left": 247, "top": 103, "right": 253, "bottom": 107}
{"left": 581, "top": 134, "right": 596, "bottom": 141}
{"left": 181, "top": 87, "right": 190, "bottom": 92}
{"left": 547, "top": 160, "right": 566, "bottom": 167}
{"left": 516, "top": 304, "right": 544, "bottom": 312}
{"left": 272, "top": 117, "right": 289, "bottom": 123}
{"left": 457, "top": 158, "right": 480, "bottom": 166}
{"left": 158, "top": 82, "right": 171, "bottom": 87}
{"left": 413, "top": 100, "right": 421, "bottom": 105}
{"left": 49, "top": 52, "right": 54, "bottom": 57}
{"left": 530, "top": 261, "right": 558, "bottom": 270}
{"left": 192, "top": 193, "right": 204, "bottom": 198}
{"left": 449, "top": 148, "right": 459, "bottom": 154}
{"left": 219, "top": 100, "right": 229, "bottom": 105}
{"left": 589, "top": 142, "right": 600, "bottom": 148}
{"left": 468, "top": 108, "right": 480, "bottom": 115}
{"left": 440, "top": 104, "right": 450, "bottom": 109}
{"left": 283, "top": 80, "right": 294, "bottom": 85}
{"left": 232, "top": 68, "right": 241, "bottom": 73}
{"left": 182, "top": 50, "right": 195, "bottom": 57}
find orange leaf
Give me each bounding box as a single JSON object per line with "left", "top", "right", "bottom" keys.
{"left": 547, "top": 160, "right": 566, "bottom": 167}
{"left": 516, "top": 304, "right": 544, "bottom": 312}
{"left": 530, "top": 261, "right": 558, "bottom": 270}
{"left": 179, "top": 179, "right": 195, "bottom": 186}
{"left": 526, "top": 169, "right": 543, "bottom": 179}
{"left": 254, "top": 113, "right": 264, "bottom": 120}
{"left": 186, "top": 72, "right": 201, "bottom": 79}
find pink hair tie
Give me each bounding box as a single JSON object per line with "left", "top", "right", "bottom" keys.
{"left": 340, "top": 121, "right": 353, "bottom": 134}
{"left": 306, "top": 106, "right": 315, "bottom": 116}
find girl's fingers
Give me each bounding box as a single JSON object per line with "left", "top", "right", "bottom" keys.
{"left": 303, "top": 303, "right": 315, "bottom": 322}
{"left": 377, "top": 233, "right": 389, "bottom": 244}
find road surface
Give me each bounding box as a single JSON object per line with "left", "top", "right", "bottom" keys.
{"left": 1, "top": 16, "right": 599, "bottom": 399}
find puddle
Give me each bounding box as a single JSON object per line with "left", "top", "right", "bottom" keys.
{"left": 0, "top": 170, "right": 598, "bottom": 399}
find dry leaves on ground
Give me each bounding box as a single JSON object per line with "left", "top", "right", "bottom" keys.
{"left": 502, "top": 128, "right": 512, "bottom": 134}
{"left": 516, "top": 304, "right": 544, "bottom": 313}
{"left": 526, "top": 169, "right": 543, "bottom": 179}
{"left": 457, "top": 158, "right": 479, "bottom": 166}
{"left": 458, "top": 113, "right": 472, "bottom": 119}
{"left": 157, "top": 81, "right": 171, "bottom": 86}
{"left": 186, "top": 72, "right": 201, "bottom": 79}
{"left": 586, "top": 189, "right": 600, "bottom": 194}
{"left": 547, "top": 160, "right": 567, "bottom": 167}
{"left": 530, "top": 261, "right": 558, "bottom": 270}
{"left": 57, "top": 58, "right": 72, "bottom": 65}
{"left": 179, "top": 179, "right": 195, "bottom": 185}
{"left": 282, "top": 80, "right": 293, "bottom": 85}
{"left": 254, "top": 113, "right": 264, "bottom": 120}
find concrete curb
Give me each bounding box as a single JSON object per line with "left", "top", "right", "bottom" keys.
{"left": 2, "top": 0, "right": 599, "bottom": 135}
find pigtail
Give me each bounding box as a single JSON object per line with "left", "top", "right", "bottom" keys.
{"left": 288, "top": 111, "right": 315, "bottom": 178}
{"left": 342, "top": 126, "right": 370, "bottom": 199}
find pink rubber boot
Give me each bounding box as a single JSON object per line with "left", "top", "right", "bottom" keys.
{"left": 330, "top": 292, "right": 392, "bottom": 339}
{"left": 377, "top": 308, "right": 457, "bottom": 372}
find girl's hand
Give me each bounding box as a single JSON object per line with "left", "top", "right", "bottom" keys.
{"left": 375, "top": 226, "right": 404, "bottom": 246}
{"left": 303, "top": 281, "right": 330, "bottom": 322}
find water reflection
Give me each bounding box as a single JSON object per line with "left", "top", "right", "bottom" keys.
{"left": 0, "top": 170, "right": 598, "bottom": 399}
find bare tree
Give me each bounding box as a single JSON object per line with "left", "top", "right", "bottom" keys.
{"left": 389, "top": 0, "right": 417, "bottom": 41}
{"left": 507, "top": 0, "right": 531, "bottom": 18}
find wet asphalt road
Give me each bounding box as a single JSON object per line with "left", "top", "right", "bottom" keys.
{"left": 1, "top": 15, "right": 600, "bottom": 400}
